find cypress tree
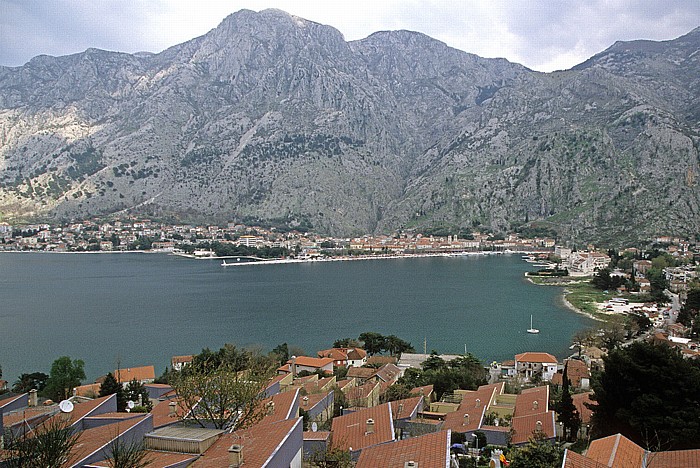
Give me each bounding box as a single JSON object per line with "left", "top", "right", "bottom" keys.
{"left": 556, "top": 362, "right": 580, "bottom": 441}
{"left": 99, "top": 372, "right": 126, "bottom": 412}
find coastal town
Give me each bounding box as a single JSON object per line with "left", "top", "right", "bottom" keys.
{"left": 1, "top": 220, "right": 700, "bottom": 467}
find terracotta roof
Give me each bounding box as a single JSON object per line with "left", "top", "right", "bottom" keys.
{"left": 374, "top": 364, "right": 401, "bottom": 383}
{"left": 303, "top": 430, "right": 331, "bottom": 441}
{"left": 586, "top": 433, "right": 646, "bottom": 468}
{"left": 303, "top": 376, "right": 336, "bottom": 394}
{"left": 257, "top": 388, "right": 299, "bottom": 426}
{"left": 346, "top": 367, "right": 376, "bottom": 380}
{"left": 114, "top": 365, "right": 155, "bottom": 383}
{"left": 441, "top": 385, "right": 495, "bottom": 433}
{"left": 193, "top": 418, "right": 302, "bottom": 467}
{"left": 346, "top": 382, "right": 379, "bottom": 402}
{"left": 391, "top": 396, "right": 424, "bottom": 420}
{"left": 87, "top": 450, "right": 198, "bottom": 468}
{"left": 563, "top": 450, "right": 609, "bottom": 468}
{"left": 356, "top": 430, "right": 450, "bottom": 468}
{"left": 65, "top": 415, "right": 150, "bottom": 466}
{"left": 298, "top": 390, "right": 332, "bottom": 413}
{"left": 551, "top": 359, "right": 590, "bottom": 387}
{"left": 151, "top": 397, "right": 189, "bottom": 429}
{"left": 46, "top": 394, "right": 115, "bottom": 428}
{"left": 515, "top": 352, "right": 558, "bottom": 363}
{"left": 510, "top": 411, "right": 556, "bottom": 445}
{"left": 317, "top": 348, "right": 349, "bottom": 361}
{"left": 171, "top": 355, "right": 194, "bottom": 364}
{"left": 501, "top": 360, "right": 516, "bottom": 366}
{"left": 410, "top": 384, "right": 434, "bottom": 398}
{"left": 2, "top": 406, "right": 54, "bottom": 428}
{"left": 0, "top": 393, "right": 27, "bottom": 409}
{"left": 331, "top": 403, "right": 395, "bottom": 452}
{"left": 289, "top": 356, "right": 334, "bottom": 368}
{"left": 513, "top": 386, "right": 549, "bottom": 417}
{"left": 73, "top": 383, "right": 101, "bottom": 397}
{"left": 347, "top": 348, "right": 368, "bottom": 360}
{"left": 647, "top": 449, "right": 700, "bottom": 467}
{"left": 572, "top": 392, "right": 595, "bottom": 424}
{"left": 335, "top": 378, "right": 356, "bottom": 391}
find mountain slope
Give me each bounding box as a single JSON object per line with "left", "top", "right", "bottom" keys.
{"left": 0, "top": 9, "right": 698, "bottom": 243}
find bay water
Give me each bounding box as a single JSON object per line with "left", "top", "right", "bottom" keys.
{"left": 0, "top": 252, "right": 594, "bottom": 383}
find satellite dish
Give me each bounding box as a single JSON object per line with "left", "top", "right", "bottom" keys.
{"left": 127, "top": 400, "right": 135, "bottom": 409}
{"left": 59, "top": 400, "right": 74, "bottom": 413}
{"left": 311, "top": 422, "right": 318, "bottom": 432}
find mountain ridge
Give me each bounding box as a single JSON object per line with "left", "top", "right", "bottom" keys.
{"left": 1, "top": 9, "right": 699, "bottom": 244}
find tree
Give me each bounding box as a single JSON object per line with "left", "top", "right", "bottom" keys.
{"left": 332, "top": 337, "right": 361, "bottom": 348}
{"left": 646, "top": 268, "right": 669, "bottom": 301}
{"left": 305, "top": 446, "right": 353, "bottom": 468}
{"left": 125, "top": 378, "right": 152, "bottom": 411}
{"left": 421, "top": 352, "right": 448, "bottom": 372}
{"left": 508, "top": 433, "right": 564, "bottom": 468}
{"left": 678, "top": 287, "right": 700, "bottom": 328}
{"left": 270, "top": 343, "right": 290, "bottom": 365}
{"left": 380, "top": 383, "right": 411, "bottom": 403}
{"left": 104, "top": 436, "right": 151, "bottom": 468}
{"left": 590, "top": 341, "right": 700, "bottom": 449}
{"left": 1, "top": 417, "right": 79, "bottom": 467}
{"left": 99, "top": 372, "right": 127, "bottom": 412}
{"left": 599, "top": 322, "right": 625, "bottom": 351}
{"left": 555, "top": 362, "right": 580, "bottom": 442}
{"left": 12, "top": 372, "right": 49, "bottom": 393}
{"left": 571, "top": 329, "right": 595, "bottom": 358}
{"left": 43, "top": 356, "right": 86, "bottom": 402}
{"left": 171, "top": 355, "right": 275, "bottom": 430}
{"left": 358, "top": 332, "right": 385, "bottom": 355}
{"left": 383, "top": 335, "right": 414, "bottom": 357}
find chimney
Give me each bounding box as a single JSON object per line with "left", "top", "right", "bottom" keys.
{"left": 228, "top": 444, "right": 243, "bottom": 468}
{"left": 405, "top": 462, "right": 418, "bottom": 468}
{"left": 398, "top": 403, "right": 404, "bottom": 415}
{"left": 302, "top": 396, "right": 309, "bottom": 407}
{"left": 475, "top": 398, "right": 481, "bottom": 407}
{"left": 29, "top": 389, "right": 38, "bottom": 407}
{"left": 366, "top": 418, "right": 375, "bottom": 434}
{"left": 267, "top": 401, "right": 275, "bottom": 415}
{"left": 168, "top": 401, "right": 177, "bottom": 417}
{"left": 291, "top": 356, "right": 297, "bottom": 377}
{"left": 536, "top": 420, "right": 543, "bottom": 432}
{"left": 533, "top": 400, "right": 539, "bottom": 410}
{"left": 463, "top": 414, "right": 470, "bottom": 426}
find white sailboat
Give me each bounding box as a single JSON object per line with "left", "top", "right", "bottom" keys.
{"left": 527, "top": 315, "right": 540, "bottom": 334}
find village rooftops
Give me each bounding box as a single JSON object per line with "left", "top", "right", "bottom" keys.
{"left": 331, "top": 402, "right": 395, "bottom": 454}
{"left": 113, "top": 365, "right": 156, "bottom": 384}
{"left": 515, "top": 352, "right": 558, "bottom": 363}
{"left": 356, "top": 430, "right": 451, "bottom": 468}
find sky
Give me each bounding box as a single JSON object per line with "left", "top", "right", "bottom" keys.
{"left": 1, "top": 0, "right": 700, "bottom": 72}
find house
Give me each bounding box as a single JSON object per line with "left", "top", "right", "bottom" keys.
{"left": 345, "top": 381, "right": 381, "bottom": 409}
{"left": 316, "top": 347, "right": 368, "bottom": 368}
{"left": 331, "top": 402, "right": 395, "bottom": 460}
{"left": 346, "top": 367, "right": 377, "bottom": 383}
{"left": 515, "top": 352, "right": 558, "bottom": 381}
{"left": 193, "top": 417, "right": 303, "bottom": 467}
{"left": 356, "top": 430, "right": 452, "bottom": 468}
{"left": 551, "top": 359, "right": 591, "bottom": 389}
{"left": 170, "top": 355, "right": 194, "bottom": 371}
{"left": 298, "top": 390, "right": 334, "bottom": 423}
{"left": 562, "top": 432, "right": 700, "bottom": 467}
{"left": 279, "top": 356, "right": 334, "bottom": 376}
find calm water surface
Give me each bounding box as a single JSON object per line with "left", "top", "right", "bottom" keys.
{"left": 0, "top": 253, "right": 593, "bottom": 382}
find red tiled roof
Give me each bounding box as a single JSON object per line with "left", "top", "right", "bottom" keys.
{"left": 335, "top": 378, "right": 355, "bottom": 391}
{"left": 391, "top": 396, "right": 423, "bottom": 420}
{"left": 373, "top": 364, "right": 401, "bottom": 383}
{"left": 572, "top": 392, "right": 595, "bottom": 424}
{"left": 0, "top": 393, "right": 27, "bottom": 409}
{"left": 441, "top": 383, "right": 502, "bottom": 434}
{"left": 46, "top": 394, "right": 115, "bottom": 428}
{"left": 515, "top": 352, "right": 558, "bottom": 363}
{"left": 289, "top": 356, "right": 334, "bottom": 368}
{"left": 114, "top": 365, "right": 155, "bottom": 383}
{"left": 88, "top": 450, "right": 198, "bottom": 468}
{"left": 410, "top": 384, "right": 434, "bottom": 398}
{"left": 65, "top": 415, "right": 150, "bottom": 466}
{"left": 193, "top": 418, "right": 301, "bottom": 467}
{"left": 513, "top": 386, "right": 549, "bottom": 417}
{"left": 356, "top": 430, "right": 450, "bottom": 468}
{"left": 510, "top": 411, "right": 556, "bottom": 445}
{"left": 346, "top": 382, "right": 379, "bottom": 402}
{"left": 257, "top": 389, "right": 299, "bottom": 426}
{"left": 552, "top": 359, "right": 590, "bottom": 387}
{"left": 563, "top": 449, "right": 610, "bottom": 468}
{"left": 151, "top": 397, "right": 190, "bottom": 429}
{"left": 346, "top": 367, "right": 376, "bottom": 380}
{"left": 303, "top": 430, "right": 331, "bottom": 441}
{"left": 171, "top": 355, "right": 194, "bottom": 364}
{"left": 331, "top": 403, "right": 394, "bottom": 452}
{"left": 298, "top": 390, "right": 332, "bottom": 413}
{"left": 73, "top": 383, "right": 101, "bottom": 397}
{"left": 586, "top": 433, "right": 646, "bottom": 468}
{"left": 647, "top": 449, "right": 700, "bottom": 467}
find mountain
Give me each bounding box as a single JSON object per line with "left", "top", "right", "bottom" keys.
{"left": 1, "top": 9, "right": 698, "bottom": 244}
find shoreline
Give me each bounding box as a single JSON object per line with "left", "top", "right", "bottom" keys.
{"left": 525, "top": 275, "right": 605, "bottom": 322}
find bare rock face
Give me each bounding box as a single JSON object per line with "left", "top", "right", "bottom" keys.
{"left": 1, "top": 9, "right": 698, "bottom": 243}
